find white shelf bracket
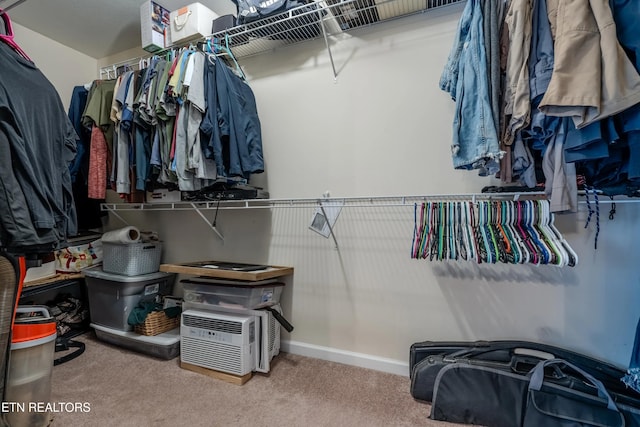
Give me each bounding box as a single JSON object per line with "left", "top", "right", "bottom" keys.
{"left": 318, "top": 202, "right": 340, "bottom": 250}
{"left": 191, "top": 203, "right": 224, "bottom": 243}
{"left": 105, "top": 206, "right": 130, "bottom": 226}
{"left": 318, "top": 7, "right": 338, "bottom": 80}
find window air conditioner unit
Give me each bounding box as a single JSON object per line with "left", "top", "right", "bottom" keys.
{"left": 181, "top": 303, "right": 282, "bottom": 374}
{"left": 180, "top": 309, "right": 257, "bottom": 376}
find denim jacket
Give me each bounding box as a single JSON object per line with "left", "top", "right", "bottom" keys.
{"left": 440, "top": 0, "right": 502, "bottom": 171}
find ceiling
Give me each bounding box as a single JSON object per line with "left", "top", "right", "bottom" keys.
{"left": 3, "top": 0, "right": 237, "bottom": 59}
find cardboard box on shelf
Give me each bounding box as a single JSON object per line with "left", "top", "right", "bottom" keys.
{"left": 141, "top": 0, "right": 171, "bottom": 52}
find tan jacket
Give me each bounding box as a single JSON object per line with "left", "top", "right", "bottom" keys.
{"left": 539, "top": 0, "right": 640, "bottom": 129}
{"left": 503, "top": 0, "right": 533, "bottom": 145}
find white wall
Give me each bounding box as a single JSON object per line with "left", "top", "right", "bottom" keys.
{"left": 12, "top": 23, "right": 98, "bottom": 110}
{"left": 101, "top": 5, "right": 640, "bottom": 374}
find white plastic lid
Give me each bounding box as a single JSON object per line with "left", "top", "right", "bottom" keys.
{"left": 83, "top": 267, "right": 173, "bottom": 282}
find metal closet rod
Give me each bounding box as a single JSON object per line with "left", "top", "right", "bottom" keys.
{"left": 99, "top": 41, "right": 216, "bottom": 78}
{"left": 101, "top": 192, "right": 549, "bottom": 212}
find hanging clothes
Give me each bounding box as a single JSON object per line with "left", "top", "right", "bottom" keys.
{"left": 85, "top": 41, "right": 266, "bottom": 200}
{"left": 67, "top": 86, "right": 104, "bottom": 231}
{"left": 113, "top": 70, "right": 135, "bottom": 194}
{"left": 503, "top": 0, "right": 533, "bottom": 147}
{"left": 82, "top": 79, "right": 116, "bottom": 199}
{"left": 178, "top": 51, "right": 217, "bottom": 184}
{"left": 0, "top": 41, "right": 77, "bottom": 251}
{"left": 539, "top": 0, "right": 640, "bottom": 129}
{"left": 568, "top": 0, "right": 640, "bottom": 197}
{"left": 171, "top": 49, "right": 203, "bottom": 191}
{"left": 439, "top": 0, "right": 503, "bottom": 173}
{"left": 443, "top": 0, "right": 640, "bottom": 217}
{"left": 201, "top": 52, "right": 264, "bottom": 180}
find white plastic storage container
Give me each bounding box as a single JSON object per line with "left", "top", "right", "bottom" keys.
{"left": 84, "top": 268, "right": 175, "bottom": 331}
{"left": 102, "top": 241, "right": 162, "bottom": 276}
{"left": 91, "top": 323, "right": 180, "bottom": 359}
{"left": 169, "top": 3, "right": 218, "bottom": 45}
{"left": 181, "top": 278, "right": 284, "bottom": 309}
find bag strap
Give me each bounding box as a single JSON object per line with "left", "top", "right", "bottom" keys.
{"left": 173, "top": 9, "right": 192, "bottom": 31}
{"left": 529, "top": 359, "right": 618, "bottom": 411}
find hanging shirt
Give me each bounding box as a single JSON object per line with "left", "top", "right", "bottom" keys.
{"left": 0, "top": 42, "right": 78, "bottom": 250}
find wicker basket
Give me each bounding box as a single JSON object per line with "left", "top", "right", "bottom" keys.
{"left": 134, "top": 310, "right": 179, "bottom": 336}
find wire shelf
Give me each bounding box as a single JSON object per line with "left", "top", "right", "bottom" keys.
{"left": 101, "top": 192, "right": 548, "bottom": 212}
{"left": 212, "top": 0, "right": 465, "bottom": 59}
{"left": 98, "top": 0, "right": 464, "bottom": 79}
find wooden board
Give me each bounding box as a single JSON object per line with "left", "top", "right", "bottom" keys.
{"left": 23, "top": 272, "right": 84, "bottom": 288}
{"left": 180, "top": 361, "right": 253, "bottom": 385}
{"left": 159, "top": 262, "right": 293, "bottom": 281}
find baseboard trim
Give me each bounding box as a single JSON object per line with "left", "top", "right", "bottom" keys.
{"left": 281, "top": 340, "right": 409, "bottom": 377}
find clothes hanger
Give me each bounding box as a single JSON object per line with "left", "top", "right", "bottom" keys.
{"left": 496, "top": 201, "right": 516, "bottom": 264}
{"left": 460, "top": 202, "right": 472, "bottom": 262}
{"left": 536, "top": 199, "right": 566, "bottom": 266}
{"left": 541, "top": 199, "right": 577, "bottom": 267}
{"left": 456, "top": 202, "right": 468, "bottom": 261}
{"left": 0, "top": 9, "right": 30, "bottom": 61}
{"left": 502, "top": 201, "right": 519, "bottom": 264}
{"left": 462, "top": 201, "right": 477, "bottom": 263}
{"left": 490, "top": 201, "right": 509, "bottom": 264}
{"left": 525, "top": 200, "right": 552, "bottom": 265}
{"left": 525, "top": 200, "right": 546, "bottom": 265}
{"left": 420, "top": 202, "right": 432, "bottom": 259}
{"left": 447, "top": 202, "right": 454, "bottom": 261}
{"left": 515, "top": 201, "right": 539, "bottom": 265}
{"left": 426, "top": 202, "right": 435, "bottom": 259}
{"left": 411, "top": 203, "right": 421, "bottom": 259}
{"left": 505, "top": 201, "right": 524, "bottom": 264}
{"left": 484, "top": 201, "right": 500, "bottom": 263}
{"left": 545, "top": 199, "right": 578, "bottom": 267}
{"left": 452, "top": 202, "right": 460, "bottom": 261}
{"left": 209, "top": 35, "right": 246, "bottom": 80}
{"left": 535, "top": 199, "right": 559, "bottom": 265}
{"left": 413, "top": 203, "right": 427, "bottom": 259}
{"left": 506, "top": 200, "right": 523, "bottom": 264}
{"left": 448, "top": 202, "right": 457, "bottom": 261}
{"left": 534, "top": 200, "right": 557, "bottom": 265}
{"left": 476, "top": 201, "right": 490, "bottom": 263}
{"left": 467, "top": 201, "right": 479, "bottom": 263}
{"left": 436, "top": 202, "right": 445, "bottom": 261}
{"left": 429, "top": 202, "right": 440, "bottom": 262}
{"left": 438, "top": 202, "right": 445, "bottom": 261}
{"left": 510, "top": 201, "right": 529, "bottom": 264}
{"left": 472, "top": 201, "right": 485, "bottom": 263}
{"left": 441, "top": 202, "right": 447, "bottom": 261}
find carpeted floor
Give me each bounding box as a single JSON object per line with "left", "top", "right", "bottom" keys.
{"left": 47, "top": 332, "right": 467, "bottom": 427}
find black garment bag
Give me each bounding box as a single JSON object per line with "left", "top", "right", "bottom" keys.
{"left": 410, "top": 340, "right": 640, "bottom": 427}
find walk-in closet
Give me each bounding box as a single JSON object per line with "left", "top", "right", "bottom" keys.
{"left": 1, "top": 0, "right": 639, "bottom": 425}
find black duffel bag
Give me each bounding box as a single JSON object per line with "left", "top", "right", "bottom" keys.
{"left": 410, "top": 340, "right": 637, "bottom": 403}
{"left": 522, "top": 359, "right": 626, "bottom": 427}
{"left": 427, "top": 356, "right": 640, "bottom": 427}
